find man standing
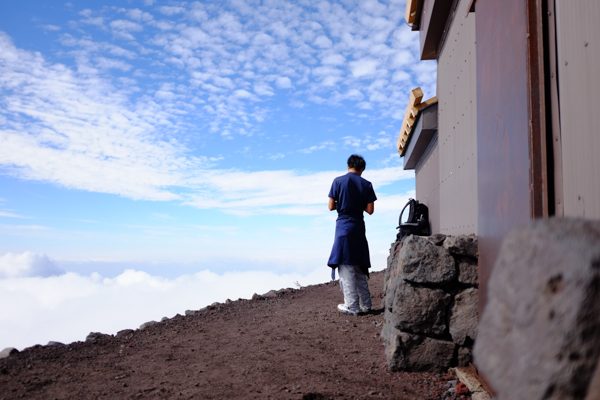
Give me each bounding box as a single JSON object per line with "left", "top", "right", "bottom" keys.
{"left": 327, "top": 154, "right": 377, "bottom": 315}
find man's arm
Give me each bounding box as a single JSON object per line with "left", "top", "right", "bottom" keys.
{"left": 328, "top": 197, "right": 336, "bottom": 211}
{"left": 365, "top": 202, "right": 374, "bottom": 215}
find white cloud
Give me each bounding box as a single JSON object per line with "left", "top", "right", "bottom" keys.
{"left": 0, "top": 32, "right": 202, "bottom": 201}
{"left": 95, "top": 56, "right": 132, "bottom": 71}
{"left": 253, "top": 82, "right": 274, "bottom": 96}
{"left": 182, "top": 166, "right": 412, "bottom": 215}
{"left": 269, "top": 153, "right": 285, "bottom": 160}
{"left": 126, "top": 9, "right": 154, "bottom": 22}
{"left": 350, "top": 58, "right": 379, "bottom": 77}
{"left": 313, "top": 35, "right": 333, "bottom": 48}
{"left": 0, "top": 251, "right": 65, "bottom": 279}
{"left": 0, "top": 1, "right": 430, "bottom": 213}
{"left": 275, "top": 76, "right": 292, "bottom": 89}
{"left": 110, "top": 19, "right": 143, "bottom": 40}
{"left": 321, "top": 54, "right": 345, "bottom": 65}
{"left": 0, "top": 266, "right": 332, "bottom": 350}
{"left": 0, "top": 211, "right": 28, "bottom": 218}
{"left": 158, "top": 6, "right": 186, "bottom": 16}
{"left": 41, "top": 25, "right": 61, "bottom": 31}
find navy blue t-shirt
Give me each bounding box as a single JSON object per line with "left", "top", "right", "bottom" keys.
{"left": 327, "top": 172, "right": 377, "bottom": 271}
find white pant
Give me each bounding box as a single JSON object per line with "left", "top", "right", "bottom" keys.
{"left": 338, "top": 264, "right": 371, "bottom": 312}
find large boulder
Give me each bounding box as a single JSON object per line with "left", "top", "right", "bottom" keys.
{"left": 449, "top": 288, "right": 478, "bottom": 346}
{"left": 385, "top": 328, "right": 455, "bottom": 372}
{"left": 474, "top": 218, "right": 600, "bottom": 400}
{"left": 388, "top": 284, "right": 451, "bottom": 336}
{"left": 399, "top": 235, "right": 456, "bottom": 284}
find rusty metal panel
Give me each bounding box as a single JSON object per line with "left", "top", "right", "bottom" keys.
{"left": 476, "top": 0, "right": 536, "bottom": 312}
{"left": 436, "top": 0, "right": 478, "bottom": 236}
{"left": 415, "top": 135, "right": 440, "bottom": 234}
{"left": 555, "top": 0, "right": 600, "bottom": 219}
{"left": 547, "top": 0, "right": 564, "bottom": 217}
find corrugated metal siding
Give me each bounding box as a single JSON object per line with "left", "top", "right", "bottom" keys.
{"left": 415, "top": 135, "right": 440, "bottom": 234}
{"left": 555, "top": 0, "right": 600, "bottom": 219}
{"left": 436, "top": 0, "right": 478, "bottom": 235}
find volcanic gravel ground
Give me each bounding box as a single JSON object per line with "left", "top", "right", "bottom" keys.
{"left": 0, "top": 270, "right": 470, "bottom": 399}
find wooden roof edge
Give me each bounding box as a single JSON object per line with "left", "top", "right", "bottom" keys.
{"left": 397, "top": 94, "right": 438, "bottom": 154}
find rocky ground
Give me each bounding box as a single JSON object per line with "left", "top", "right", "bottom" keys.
{"left": 0, "top": 270, "right": 471, "bottom": 399}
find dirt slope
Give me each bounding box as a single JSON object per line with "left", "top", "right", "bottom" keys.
{"left": 0, "top": 271, "right": 469, "bottom": 399}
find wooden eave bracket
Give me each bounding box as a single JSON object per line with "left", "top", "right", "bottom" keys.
{"left": 396, "top": 87, "right": 437, "bottom": 155}
{"left": 405, "top": 0, "right": 418, "bottom": 24}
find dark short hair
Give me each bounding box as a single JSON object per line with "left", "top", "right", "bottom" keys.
{"left": 347, "top": 154, "right": 366, "bottom": 171}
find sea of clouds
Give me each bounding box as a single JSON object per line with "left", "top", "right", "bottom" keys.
{"left": 0, "top": 251, "right": 342, "bottom": 351}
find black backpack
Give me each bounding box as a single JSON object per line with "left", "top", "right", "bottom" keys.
{"left": 396, "top": 198, "right": 431, "bottom": 241}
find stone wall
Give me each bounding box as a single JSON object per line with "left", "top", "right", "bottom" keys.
{"left": 381, "top": 234, "right": 478, "bottom": 373}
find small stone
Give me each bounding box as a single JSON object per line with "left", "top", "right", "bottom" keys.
{"left": 139, "top": 321, "right": 158, "bottom": 330}
{"left": 116, "top": 329, "right": 134, "bottom": 338}
{"left": 252, "top": 293, "right": 264, "bottom": 301}
{"left": 456, "top": 382, "right": 469, "bottom": 394}
{"left": 457, "top": 347, "right": 472, "bottom": 367}
{"left": 161, "top": 317, "right": 169, "bottom": 322}
{"left": 184, "top": 310, "right": 197, "bottom": 316}
{"left": 263, "top": 290, "right": 278, "bottom": 298}
{"left": 46, "top": 341, "right": 65, "bottom": 347}
{"left": 86, "top": 332, "right": 109, "bottom": 342}
{"left": 0, "top": 347, "right": 18, "bottom": 359}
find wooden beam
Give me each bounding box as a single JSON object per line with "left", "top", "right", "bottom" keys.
{"left": 405, "top": 0, "right": 419, "bottom": 24}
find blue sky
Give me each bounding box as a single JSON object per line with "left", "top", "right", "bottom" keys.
{"left": 0, "top": 0, "right": 436, "bottom": 349}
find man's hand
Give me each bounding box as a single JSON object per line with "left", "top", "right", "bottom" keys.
{"left": 365, "top": 202, "right": 374, "bottom": 215}
{"left": 328, "top": 197, "right": 336, "bottom": 211}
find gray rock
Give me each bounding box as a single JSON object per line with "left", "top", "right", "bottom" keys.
{"left": 139, "top": 321, "right": 157, "bottom": 330}
{"left": 474, "top": 218, "right": 600, "bottom": 400}
{"left": 388, "top": 284, "right": 451, "bottom": 336}
{"left": 457, "top": 255, "right": 478, "bottom": 285}
{"left": 443, "top": 235, "right": 478, "bottom": 257}
{"left": 385, "top": 328, "right": 455, "bottom": 372}
{"left": 0, "top": 347, "right": 18, "bottom": 359}
{"left": 184, "top": 310, "right": 197, "bottom": 316}
{"left": 399, "top": 235, "right": 456, "bottom": 284}
{"left": 428, "top": 233, "right": 447, "bottom": 246}
{"left": 86, "top": 332, "right": 109, "bottom": 342}
{"left": 116, "top": 329, "right": 134, "bottom": 338}
{"left": 262, "top": 290, "right": 278, "bottom": 298}
{"left": 161, "top": 317, "right": 169, "bottom": 322}
{"left": 46, "top": 341, "right": 65, "bottom": 346}
{"left": 449, "top": 288, "right": 478, "bottom": 345}
{"left": 457, "top": 346, "right": 472, "bottom": 367}
{"left": 252, "top": 293, "right": 264, "bottom": 301}
{"left": 383, "top": 240, "right": 404, "bottom": 309}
